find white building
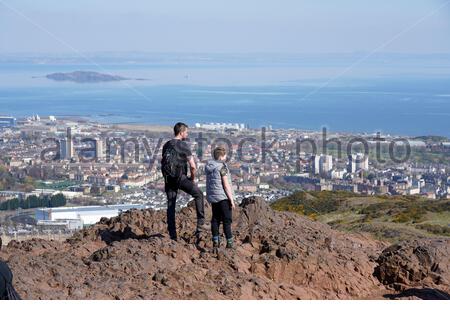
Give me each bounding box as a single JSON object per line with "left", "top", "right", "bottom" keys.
{"left": 95, "top": 138, "right": 104, "bottom": 161}
{"left": 35, "top": 204, "right": 149, "bottom": 226}
{"left": 37, "top": 219, "right": 83, "bottom": 231}
{"left": 66, "top": 127, "right": 74, "bottom": 159}
{"left": 331, "top": 169, "right": 346, "bottom": 180}
{"left": 321, "top": 155, "right": 333, "bottom": 174}
{"left": 347, "top": 153, "right": 369, "bottom": 173}
{"left": 195, "top": 122, "right": 246, "bottom": 131}
{"left": 408, "top": 187, "right": 421, "bottom": 195}
{"left": 0, "top": 116, "right": 17, "bottom": 127}
{"left": 312, "top": 154, "right": 333, "bottom": 177}
{"left": 60, "top": 128, "right": 75, "bottom": 160}
{"left": 312, "top": 155, "right": 321, "bottom": 175}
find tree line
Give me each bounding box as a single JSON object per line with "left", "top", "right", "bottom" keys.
{"left": 0, "top": 193, "right": 66, "bottom": 211}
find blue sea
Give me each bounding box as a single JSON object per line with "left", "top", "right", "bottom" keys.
{"left": 0, "top": 57, "right": 449, "bottom": 137}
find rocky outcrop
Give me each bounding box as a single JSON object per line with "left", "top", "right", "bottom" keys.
{"left": 0, "top": 197, "right": 448, "bottom": 300}
{"left": 374, "top": 239, "right": 449, "bottom": 294}
{"left": 46, "top": 71, "right": 128, "bottom": 83}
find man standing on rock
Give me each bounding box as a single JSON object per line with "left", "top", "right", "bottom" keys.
{"left": 161, "top": 122, "right": 205, "bottom": 242}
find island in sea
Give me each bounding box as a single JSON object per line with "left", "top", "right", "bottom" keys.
{"left": 44, "top": 71, "right": 141, "bottom": 83}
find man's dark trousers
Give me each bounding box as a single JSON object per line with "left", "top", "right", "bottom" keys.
{"left": 165, "top": 175, "right": 205, "bottom": 239}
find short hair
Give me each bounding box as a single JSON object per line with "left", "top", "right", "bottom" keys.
{"left": 174, "top": 122, "right": 188, "bottom": 136}
{"left": 213, "top": 146, "right": 227, "bottom": 160}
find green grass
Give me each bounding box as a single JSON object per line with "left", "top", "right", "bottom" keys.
{"left": 271, "top": 191, "right": 450, "bottom": 242}
{"left": 271, "top": 190, "right": 359, "bottom": 215}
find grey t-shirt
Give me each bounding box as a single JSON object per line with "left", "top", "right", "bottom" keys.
{"left": 205, "top": 160, "right": 234, "bottom": 203}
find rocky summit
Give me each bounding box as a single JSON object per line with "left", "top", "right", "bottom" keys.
{"left": 1, "top": 197, "right": 448, "bottom": 300}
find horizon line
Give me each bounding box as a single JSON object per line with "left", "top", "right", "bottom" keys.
{"left": 2, "top": 51, "right": 450, "bottom": 57}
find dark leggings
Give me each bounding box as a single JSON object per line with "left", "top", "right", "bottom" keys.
{"left": 211, "top": 199, "right": 233, "bottom": 240}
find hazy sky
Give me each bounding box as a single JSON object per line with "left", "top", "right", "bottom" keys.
{"left": 1, "top": 0, "right": 450, "bottom": 54}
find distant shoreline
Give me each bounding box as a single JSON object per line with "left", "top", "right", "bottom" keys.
{"left": 9, "top": 115, "right": 450, "bottom": 140}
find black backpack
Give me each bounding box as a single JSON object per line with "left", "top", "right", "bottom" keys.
{"left": 161, "top": 142, "right": 183, "bottom": 181}
{"left": 0, "top": 260, "right": 21, "bottom": 300}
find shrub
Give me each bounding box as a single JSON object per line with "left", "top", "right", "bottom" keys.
{"left": 416, "top": 224, "right": 450, "bottom": 236}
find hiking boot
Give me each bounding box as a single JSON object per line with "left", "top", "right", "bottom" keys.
{"left": 195, "top": 235, "right": 207, "bottom": 252}
{"left": 226, "top": 239, "right": 233, "bottom": 249}
{"left": 195, "top": 230, "right": 205, "bottom": 243}
{"left": 212, "top": 240, "right": 219, "bottom": 254}
{"left": 196, "top": 221, "right": 209, "bottom": 234}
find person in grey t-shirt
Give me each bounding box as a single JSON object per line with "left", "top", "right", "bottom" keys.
{"left": 205, "top": 146, "right": 235, "bottom": 250}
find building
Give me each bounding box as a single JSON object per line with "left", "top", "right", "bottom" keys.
{"left": 74, "top": 172, "right": 85, "bottom": 182}
{"left": 59, "top": 191, "right": 84, "bottom": 199}
{"left": 60, "top": 138, "right": 68, "bottom": 160}
{"left": 37, "top": 219, "right": 83, "bottom": 231}
{"left": 320, "top": 155, "right": 333, "bottom": 175}
{"left": 35, "top": 204, "right": 149, "bottom": 226}
{"left": 194, "top": 122, "right": 247, "bottom": 131}
{"left": 87, "top": 175, "right": 110, "bottom": 186}
{"left": 106, "top": 185, "right": 120, "bottom": 193}
{"left": 0, "top": 116, "right": 17, "bottom": 128}
{"left": 95, "top": 138, "right": 104, "bottom": 161}
{"left": 66, "top": 127, "right": 74, "bottom": 159}
{"left": 312, "top": 154, "right": 333, "bottom": 177}
{"left": 330, "top": 169, "right": 346, "bottom": 180}
{"left": 408, "top": 187, "right": 421, "bottom": 195}
{"left": 347, "top": 153, "right": 369, "bottom": 173}
{"left": 333, "top": 184, "right": 358, "bottom": 193}
{"left": 312, "top": 155, "right": 321, "bottom": 175}
{"left": 0, "top": 190, "right": 26, "bottom": 198}
{"left": 28, "top": 189, "right": 60, "bottom": 197}
{"left": 238, "top": 184, "right": 258, "bottom": 192}
{"left": 60, "top": 128, "right": 75, "bottom": 160}
{"left": 316, "top": 182, "right": 332, "bottom": 191}
{"left": 69, "top": 185, "right": 91, "bottom": 194}
{"left": 120, "top": 177, "right": 147, "bottom": 188}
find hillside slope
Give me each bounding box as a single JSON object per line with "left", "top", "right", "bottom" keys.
{"left": 1, "top": 197, "right": 449, "bottom": 300}
{"left": 271, "top": 191, "right": 450, "bottom": 242}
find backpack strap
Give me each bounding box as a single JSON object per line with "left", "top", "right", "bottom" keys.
{"left": 0, "top": 267, "right": 9, "bottom": 300}
{"left": 0, "top": 262, "right": 21, "bottom": 300}
{"left": 5, "top": 282, "right": 21, "bottom": 300}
